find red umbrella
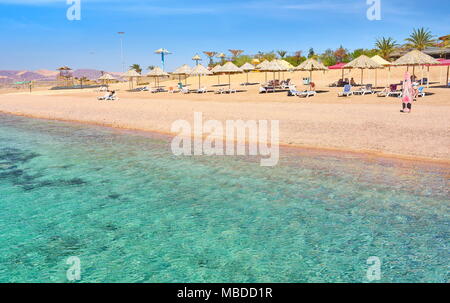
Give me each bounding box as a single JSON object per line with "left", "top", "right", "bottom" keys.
{"left": 328, "top": 63, "right": 347, "bottom": 81}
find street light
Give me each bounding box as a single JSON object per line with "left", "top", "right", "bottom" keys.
{"left": 118, "top": 32, "right": 125, "bottom": 73}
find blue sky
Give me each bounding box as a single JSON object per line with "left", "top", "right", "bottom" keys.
{"left": 0, "top": 0, "right": 449, "bottom": 72}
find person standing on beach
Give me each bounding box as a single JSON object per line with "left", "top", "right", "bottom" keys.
{"left": 401, "top": 72, "right": 414, "bottom": 113}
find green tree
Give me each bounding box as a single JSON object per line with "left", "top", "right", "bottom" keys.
{"left": 277, "top": 50, "right": 288, "bottom": 58}
{"left": 375, "top": 37, "right": 397, "bottom": 60}
{"left": 233, "top": 55, "right": 253, "bottom": 67}
{"left": 319, "top": 49, "right": 337, "bottom": 66}
{"left": 129, "top": 64, "right": 142, "bottom": 73}
{"left": 308, "top": 48, "right": 315, "bottom": 58}
{"left": 405, "top": 28, "right": 435, "bottom": 50}
{"left": 147, "top": 65, "right": 156, "bottom": 71}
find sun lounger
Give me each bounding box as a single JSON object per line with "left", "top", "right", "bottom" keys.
{"left": 197, "top": 87, "right": 207, "bottom": 93}
{"left": 259, "top": 86, "right": 276, "bottom": 93}
{"left": 338, "top": 85, "right": 353, "bottom": 97}
{"left": 181, "top": 87, "right": 190, "bottom": 94}
{"left": 97, "top": 93, "right": 110, "bottom": 100}
{"left": 98, "top": 93, "right": 118, "bottom": 101}
{"left": 415, "top": 87, "right": 425, "bottom": 98}
{"left": 354, "top": 84, "right": 375, "bottom": 95}
{"left": 298, "top": 90, "right": 316, "bottom": 98}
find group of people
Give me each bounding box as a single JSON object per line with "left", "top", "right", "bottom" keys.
{"left": 332, "top": 78, "right": 357, "bottom": 87}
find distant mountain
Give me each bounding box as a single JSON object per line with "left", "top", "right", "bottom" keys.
{"left": 0, "top": 69, "right": 123, "bottom": 84}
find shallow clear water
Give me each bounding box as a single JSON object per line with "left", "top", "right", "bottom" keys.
{"left": 0, "top": 113, "right": 448, "bottom": 283}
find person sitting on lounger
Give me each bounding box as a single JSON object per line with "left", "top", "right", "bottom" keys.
{"left": 350, "top": 78, "right": 357, "bottom": 86}
{"left": 98, "top": 90, "right": 112, "bottom": 100}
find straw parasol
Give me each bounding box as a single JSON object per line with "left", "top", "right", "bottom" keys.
{"left": 240, "top": 62, "right": 255, "bottom": 84}
{"left": 218, "top": 62, "right": 243, "bottom": 89}
{"left": 189, "top": 64, "right": 212, "bottom": 89}
{"left": 294, "top": 58, "right": 327, "bottom": 82}
{"left": 154, "top": 48, "right": 171, "bottom": 71}
{"left": 257, "top": 60, "right": 274, "bottom": 83}
{"left": 123, "top": 69, "right": 141, "bottom": 89}
{"left": 172, "top": 64, "right": 192, "bottom": 85}
{"left": 147, "top": 67, "right": 169, "bottom": 88}
{"left": 192, "top": 54, "right": 202, "bottom": 66}
{"left": 98, "top": 73, "right": 116, "bottom": 87}
{"left": 216, "top": 53, "right": 226, "bottom": 64}
{"left": 264, "top": 60, "right": 287, "bottom": 81}
{"left": 344, "top": 55, "right": 381, "bottom": 85}
{"left": 211, "top": 64, "right": 223, "bottom": 85}
{"left": 393, "top": 50, "right": 439, "bottom": 87}
{"left": 371, "top": 55, "right": 391, "bottom": 88}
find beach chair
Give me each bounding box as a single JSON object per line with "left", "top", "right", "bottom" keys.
{"left": 168, "top": 87, "right": 178, "bottom": 93}
{"left": 215, "top": 88, "right": 225, "bottom": 94}
{"left": 338, "top": 85, "right": 353, "bottom": 97}
{"left": 288, "top": 85, "right": 302, "bottom": 96}
{"left": 197, "top": 87, "right": 207, "bottom": 93}
{"left": 298, "top": 90, "right": 316, "bottom": 98}
{"left": 354, "top": 84, "right": 375, "bottom": 95}
{"left": 180, "top": 87, "right": 190, "bottom": 94}
{"left": 377, "top": 84, "right": 401, "bottom": 98}
{"left": 417, "top": 87, "right": 425, "bottom": 98}
{"left": 97, "top": 93, "right": 110, "bottom": 100}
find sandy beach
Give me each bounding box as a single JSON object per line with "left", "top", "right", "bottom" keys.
{"left": 1, "top": 69, "right": 449, "bottom": 163}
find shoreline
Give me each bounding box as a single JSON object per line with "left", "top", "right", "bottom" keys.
{"left": 2, "top": 109, "right": 449, "bottom": 167}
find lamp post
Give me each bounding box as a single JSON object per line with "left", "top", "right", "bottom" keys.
{"left": 118, "top": 32, "right": 125, "bottom": 73}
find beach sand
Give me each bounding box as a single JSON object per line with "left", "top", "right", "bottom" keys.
{"left": 0, "top": 67, "right": 449, "bottom": 163}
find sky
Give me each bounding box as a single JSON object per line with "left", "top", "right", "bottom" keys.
{"left": 0, "top": 0, "right": 449, "bottom": 72}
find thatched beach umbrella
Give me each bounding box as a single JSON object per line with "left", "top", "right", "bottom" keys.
{"left": 123, "top": 69, "right": 141, "bottom": 89}
{"left": 240, "top": 62, "right": 255, "bottom": 84}
{"left": 147, "top": 67, "right": 169, "bottom": 89}
{"left": 211, "top": 64, "right": 223, "bottom": 85}
{"left": 257, "top": 60, "right": 272, "bottom": 83}
{"left": 190, "top": 64, "right": 212, "bottom": 89}
{"left": 216, "top": 53, "right": 226, "bottom": 64}
{"left": 98, "top": 73, "right": 116, "bottom": 87}
{"left": 294, "top": 58, "right": 327, "bottom": 83}
{"left": 393, "top": 50, "right": 439, "bottom": 87}
{"left": 172, "top": 64, "right": 192, "bottom": 86}
{"left": 219, "top": 62, "right": 243, "bottom": 89}
{"left": 264, "top": 60, "right": 287, "bottom": 81}
{"left": 273, "top": 59, "right": 294, "bottom": 80}
{"left": 371, "top": 55, "right": 391, "bottom": 88}
{"left": 192, "top": 54, "right": 202, "bottom": 66}
{"left": 154, "top": 48, "right": 171, "bottom": 71}
{"left": 344, "top": 55, "right": 381, "bottom": 85}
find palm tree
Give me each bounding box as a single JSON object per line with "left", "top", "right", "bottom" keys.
{"left": 147, "top": 65, "right": 156, "bottom": 71}
{"left": 375, "top": 37, "right": 397, "bottom": 60}
{"left": 277, "top": 50, "right": 287, "bottom": 58}
{"left": 129, "top": 64, "right": 142, "bottom": 74}
{"left": 203, "top": 51, "right": 217, "bottom": 66}
{"left": 405, "top": 28, "right": 435, "bottom": 51}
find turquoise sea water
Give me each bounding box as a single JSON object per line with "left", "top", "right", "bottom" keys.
{"left": 0, "top": 113, "right": 448, "bottom": 283}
